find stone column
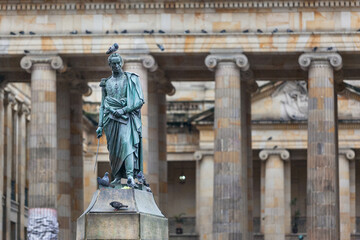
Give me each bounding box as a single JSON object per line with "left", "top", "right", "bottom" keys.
{"left": 70, "top": 82, "right": 89, "bottom": 239}
{"left": 205, "top": 53, "right": 251, "bottom": 239}
{"left": 18, "top": 103, "right": 30, "bottom": 240}
{"left": 20, "top": 55, "right": 64, "bottom": 239}
{"left": 158, "top": 90, "right": 168, "bottom": 214}
{"left": 123, "top": 54, "right": 158, "bottom": 191}
{"left": 56, "top": 80, "right": 71, "bottom": 240}
{"left": 0, "top": 86, "right": 4, "bottom": 240}
{"left": 259, "top": 149, "right": 291, "bottom": 240}
{"left": 338, "top": 149, "right": 356, "bottom": 240}
{"left": 194, "top": 150, "right": 214, "bottom": 239}
{"left": 298, "top": 53, "right": 342, "bottom": 240}
{"left": 4, "top": 90, "right": 15, "bottom": 240}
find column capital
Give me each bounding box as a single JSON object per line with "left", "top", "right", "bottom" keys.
{"left": 205, "top": 53, "right": 249, "bottom": 71}
{"left": 298, "top": 52, "right": 342, "bottom": 71}
{"left": 194, "top": 150, "right": 214, "bottom": 161}
{"left": 70, "top": 81, "right": 92, "bottom": 96}
{"left": 123, "top": 54, "right": 158, "bottom": 72}
{"left": 18, "top": 102, "right": 31, "bottom": 116}
{"left": 20, "top": 54, "right": 65, "bottom": 73}
{"left": 339, "top": 148, "right": 355, "bottom": 160}
{"left": 259, "top": 149, "right": 290, "bottom": 161}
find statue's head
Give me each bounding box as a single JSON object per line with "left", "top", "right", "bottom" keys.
{"left": 108, "top": 53, "right": 123, "bottom": 73}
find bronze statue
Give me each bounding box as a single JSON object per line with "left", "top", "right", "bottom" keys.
{"left": 96, "top": 52, "right": 144, "bottom": 188}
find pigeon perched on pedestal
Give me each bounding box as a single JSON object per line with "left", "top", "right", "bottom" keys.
{"left": 110, "top": 201, "right": 128, "bottom": 210}
{"left": 106, "top": 43, "right": 119, "bottom": 54}
{"left": 136, "top": 171, "right": 149, "bottom": 187}
{"left": 97, "top": 172, "right": 114, "bottom": 188}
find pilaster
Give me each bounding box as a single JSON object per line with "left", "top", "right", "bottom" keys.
{"left": 338, "top": 149, "right": 356, "bottom": 240}
{"left": 259, "top": 149, "right": 291, "bottom": 240}
{"left": 299, "top": 52, "right": 342, "bottom": 240}
{"left": 70, "top": 81, "right": 88, "bottom": 239}
{"left": 21, "top": 54, "right": 64, "bottom": 239}
{"left": 205, "top": 53, "right": 252, "bottom": 239}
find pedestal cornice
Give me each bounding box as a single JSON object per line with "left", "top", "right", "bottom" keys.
{"left": 259, "top": 149, "right": 290, "bottom": 161}
{"left": 20, "top": 55, "right": 65, "bottom": 73}
{"left": 205, "top": 53, "right": 249, "bottom": 71}
{"left": 298, "top": 52, "right": 342, "bottom": 71}
{"left": 339, "top": 148, "right": 355, "bottom": 160}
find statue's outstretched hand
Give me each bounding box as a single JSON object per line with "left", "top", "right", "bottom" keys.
{"left": 96, "top": 127, "right": 103, "bottom": 138}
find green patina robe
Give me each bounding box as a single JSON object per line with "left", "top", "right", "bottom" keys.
{"left": 99, "top": 72, "right": 144, "bottom": 178}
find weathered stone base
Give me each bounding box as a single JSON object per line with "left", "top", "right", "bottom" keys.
{"left": 77, "top": 187, "right": 168, "bottom": 240}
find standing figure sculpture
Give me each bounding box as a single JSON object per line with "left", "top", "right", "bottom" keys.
{"left": 96, "top": 53, "right": 144, "bottom": 188}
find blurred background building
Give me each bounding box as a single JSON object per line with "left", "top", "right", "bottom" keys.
{"left": 1, "top": 1, "right": 360, "bottom": 240}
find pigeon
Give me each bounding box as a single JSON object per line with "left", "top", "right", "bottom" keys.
{"left": 97, "top": 172, "right": 115, "bottom": 188}
{"left": 272, "top": 28, "right": 278, "bottom": 34}
{"left": 287, "top": 29, "right": 294, "bottom": 33}
{"left": 267, "top": 136, "right": 272, "bottom": 141}
{"left": 201, "top": 29, "right": 208, "bottom": 33}
{"left": 312, "top": 46, "right": 318, "bottom": 52}
{"left": 121, "top": 29, "right": 128, "bottom": 34}
{"left": 136, "top": 171, "right": 150, "bottom": 187}
{"left": 105, "top": 30, "right": 110, "bottom": 34}
{"left": 85, "top": 30, "right": 92, "bottom": 34}
{"left": 149, "top": 29, "right": 154, "bottom": 34}
{"left": 29, "top": 31, "right": 35, "bottom": 35}
{"left": 24, "top": 50, "right": 30, "bottom": 54}
{"left": 110, "top": 201, "right": 128, "bottom": 210}
{"left": 327, "top": 47, "right": 333, "bottom": 51}
{"left": 273, "top": 145, "right": 278, "bottom": 149}
{"left": 220, "top": 29, "right": 226, "bottom": 33}
{"left": 10, "top": 32, "right": 16, "bottom": 35}
{"left": 242, "top": 29, "right": 249, "bottom": 33}
{"left": 70, "top": 30, "right": 78, "bottom": 34}
{"left": 19, "top": 31, "right": 25, "bottom": 35}
{"left": 257, "top": 29, "right": 263, "bottom": 33}
{"left": 106, "top": 43, "right": 119, "bottom": 54}
{"left": 143, "top": 30, "right": 150, "bottom": 33}
{"left": 145, "top": 186, "right": 152, "bottom": 192}
{"left": 114, "top": 30, "right": 118, "bottom": 34}
{"left": 158, "top": 30, "right": 165, "bottom": 34}
{"left": 357, "top": 28, "right": 360, "bottom": 32}
{"left": 184, "top": 30, "right": 190, "bottom": 34}
{"left": 156, "top": 43, "right": 165, "bottom": 51}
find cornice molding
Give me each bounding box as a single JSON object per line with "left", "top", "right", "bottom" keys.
{"left": 1, "top": 1, "right": 360, "bottom": 13}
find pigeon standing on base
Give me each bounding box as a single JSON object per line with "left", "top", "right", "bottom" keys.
{"left": 97, "top": 172, "right": 114, "bottom": 188}
{"left": 110, "top": 201, "right": 128, "bottom": 210}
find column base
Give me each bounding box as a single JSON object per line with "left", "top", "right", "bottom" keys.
{"left": 27, "top": 208, "right": 59, "bottom": 240}
{"left": 77, "top": 187, "right": 168, "bottom": 240}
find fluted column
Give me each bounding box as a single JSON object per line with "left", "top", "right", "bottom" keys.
{"left": 123, "top": 54, "right": 158, "bottom": 192}
{"left": 259, "top": 149, "right": 291, "bottom": 240}
{"left": 21, "top": 55, "right": 64, "bottom": 239}
{"left": 205, "top": 53, "right": 252, "bottom": 239}
{"left": 299, "top": 52, "right": 342, "bottom": 240}
{"left": 338, "top": 149, "right": 356, "bottom": 240}
{"left": 18, "top": 103, "right": 30, "bottom": 240}
{"left": 4, "top": 90, "right": 15, "bottom": 240}
{"left": 56, "top": 80, "right": 71, "bottom": 240}
{"left": 0, "top": 86, "right": 4, "bottom": 240}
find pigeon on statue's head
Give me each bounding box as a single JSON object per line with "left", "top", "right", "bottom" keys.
{"left": 106, "top": 43, "right": 119, "bottom": 54}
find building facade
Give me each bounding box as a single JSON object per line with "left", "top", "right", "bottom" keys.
{"left": 1, "top": 1, "right": 360, "bottom": 240}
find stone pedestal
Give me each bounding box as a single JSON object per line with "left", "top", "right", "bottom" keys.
{"left": 76, "top": 187, "right": 168, "bottom": 240}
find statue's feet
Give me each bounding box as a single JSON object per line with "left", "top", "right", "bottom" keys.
{"left": 127, "top": 177, "right": 138, "bottom": 189}
{"left": 111, "top": 178, "right": 121, "bottom": 185}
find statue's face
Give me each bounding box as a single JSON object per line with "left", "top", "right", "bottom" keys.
{"left": 109, "top": 57, "right": 122, "bottom": 73}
